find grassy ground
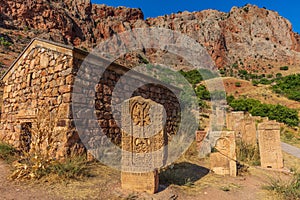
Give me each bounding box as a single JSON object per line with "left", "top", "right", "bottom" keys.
{"left": 281, "top": 127, "right": 300, "bottom": 149}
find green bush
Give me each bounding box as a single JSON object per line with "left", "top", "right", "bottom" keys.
{"left": 179, "top": 69, "right": 203, "bottom": 85}
{"left": 195, "top": 85, "right": 210, "bottom": 100}
{"left": 229, "top": 97, "right": 299, "bottom": 126}
{"left": 272, "top": 74, "right": 300, "bottom": 101}
{"left": 276, "top": 73, "right": 283, "bottom": 78}
{"left": 235, "top": 82, "right": 241, "bottom": 87}
{"left": 279, "top": 66, "right": 289, "bottom": 71}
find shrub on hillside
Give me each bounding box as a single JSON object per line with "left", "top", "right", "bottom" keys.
{"left": 272, "top": 74, "right": 300, "bottom": 101}
{"left": 279, "top": 66, "right": 289, "bottom": 71}
{"left": 229, "top": 97, "right": 299, "bottom": 126}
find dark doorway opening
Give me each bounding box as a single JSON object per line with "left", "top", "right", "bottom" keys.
{"left": 20, "top": 122, "right": 32, "bottom": 153}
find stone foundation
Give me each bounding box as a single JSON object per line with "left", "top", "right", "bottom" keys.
{"left": 121, "top": 171, "right": 159, "bottom": 194}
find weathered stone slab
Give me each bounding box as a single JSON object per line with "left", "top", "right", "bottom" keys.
{"left": 210, "top": 106, "right": 226, "bottom": 131}
{"left": 226, "top": 111, "right": 245, "bottom": 138}
{"left": 242, "top": 118, "right": 257, "bottom": 145}
{"left": 195, "top": 130, "right": 207, "bottom": 150}
{"left": 210, "top": 131, "right": 236, "bottom": 177}
{"left": 121, "top": 96, "right": 166, "bottom": 194}
{"left": 121, "top": 171, "right": 159, "bottom": 194}
{"left": 216, "top": 106, "right": 226, "bottom": 128}
{"left": 257, "top": 121, "right": 283, "bottom": 169}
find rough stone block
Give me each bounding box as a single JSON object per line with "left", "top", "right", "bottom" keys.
{"left": 121, "top": 171, "right": 159, "bottom": 194}
{"left": 121, "top": 96, "right": 166, "bottom": 193}
{"left": 258, "top": 121, "right": 283, "bottom": 169}
{"left": 210, "top": 131, "right": 236, "bottom": 177}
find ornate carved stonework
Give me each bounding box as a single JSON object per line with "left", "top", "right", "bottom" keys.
{"left": 258, "top": 121, "right": 283, "bottom": 169}
{"left": 131, "top": 101, "right": 151, "bottom": 126}
{"left": 210, "top": 131, "right": 237, "bottom": 177}
{"left": 121, "top": 96, "right": 166, "bottom": 194}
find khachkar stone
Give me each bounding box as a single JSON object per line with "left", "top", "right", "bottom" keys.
{"left": 226, "top": 111, "right": 245, "bottom": 138}
{"left": 210, "top": 131, "right": 237, "bottom": 177}
{"left": 257, "top": 121, "right": 283, "bottom": 169}
{"left": 121, "top": 96, "right": 166, "bottom": 194}
{"left": 210, "top": 106, "right": 226, "bottom": 130}
{"left": 242, "top": 118, "right": 257, "bottom": 146}
{"left": 216, "top": 106, "right": 226, "bottom": 128}
{"left": 195, "top": 130, "right": 207, "bottom": 150}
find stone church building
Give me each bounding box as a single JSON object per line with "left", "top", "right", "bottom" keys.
{"left": 0, "top": 38, "right": 180, "bottom": 159}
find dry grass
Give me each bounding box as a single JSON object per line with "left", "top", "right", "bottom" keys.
{"left": 264, "top": 171, "right": 300, "bottom": 200}
{"left": 0, "top": 142, "right": 17, "bottom": 163}
{"left": 281, "top": 127, "right": 300, "bottom": 149}
{"left": 236, "top": 140, "right": 260, "bottom": 166}
{"left": 10, "top": 108, "right": 89, "bottom": 181}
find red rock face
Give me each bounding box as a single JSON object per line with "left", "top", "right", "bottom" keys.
{"left": 0, "top": 1, "right": 300, "bottom": 70}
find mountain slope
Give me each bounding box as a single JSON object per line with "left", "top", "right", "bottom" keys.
{"left": 0, "top": 1, "right": 300, "bottom": 72}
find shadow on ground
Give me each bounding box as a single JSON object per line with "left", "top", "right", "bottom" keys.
{"left": 159, "top": 162, "right": 209, "bottom": 187}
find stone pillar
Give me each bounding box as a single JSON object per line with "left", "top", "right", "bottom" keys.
{"left": 216, "top": 106, "right": 226, "bottom": 128}
{"left": 226, "top": 111, "right": 245, "bottom": 138}
{"left": 257, "top": 121, "right": 283, "bottom": 169}
{"left": 242, "top": 118, "right": 257, "bottom": 146}
{"left": 210, "top": 106, "right": 226, "bottom": 130}
{"left": 210, "top": 131, "right": 237, "bottom": 177}
{"left": 121, "top": 96, "right": 166, "bottom": 194}
{"left": 195, "top": 130, "right": 207, "bottom": 150}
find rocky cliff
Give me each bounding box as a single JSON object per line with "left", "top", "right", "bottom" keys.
{"left": 0, "top": 1, "right": 299, "bottom": 71}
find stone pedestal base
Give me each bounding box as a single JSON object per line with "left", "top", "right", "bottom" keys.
{"left": 121, "top": 170, "right": 159, "bottom": 194}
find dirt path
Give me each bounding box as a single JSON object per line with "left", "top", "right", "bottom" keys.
{"left": 0, "top": 147, "right": 298, "bottom": 200}
{"left": 281, "top": 142, "right": 300, "bottom": 159}
{"left": 0, "top": 160, "right": 57, "bottom": 200}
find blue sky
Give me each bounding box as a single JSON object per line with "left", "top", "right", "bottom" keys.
{"left": 92, "top": 0, "right": 300, "bottom": 33}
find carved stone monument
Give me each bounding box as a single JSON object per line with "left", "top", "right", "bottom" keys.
{"left": 257, "top": 121, "right": 283, "bottom": 169}
{"left": 121, "top": 96, "right": 166, "bottom": 194}
{"left": 210, "top": 131, "right": 237, "bottom": 177}
{"left": 195, "top": 130, "right": 207, "bottom": 150}
{"left": 226, "top": 111, "right": 244, "bottom": 138}
{"left": 242, "top": 118, "right": 257, "bottom": 146}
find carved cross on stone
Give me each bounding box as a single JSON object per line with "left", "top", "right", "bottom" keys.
{"left": 121, "top": 96, "right": 166, "bottom": 194}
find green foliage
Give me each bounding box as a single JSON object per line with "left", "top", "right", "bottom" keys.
{"left": 229, "top": 97, "right": 299, "bottom": 126}
{"left": 258, "top": 78, "right": 273, "bottom": 85}
{"left": 252, "top": 80, "right": 259, "bottom": 86}
{"left": 0, "top": 37, "right": 12, "bottom": 47}
{"left": 226, "top": 95, "right": 235, "bottom": 104}
{"left": 179, "top": 68, "right": 218, "bottom": 85}
{"left": 272, "top": 74, "right": 300, "bottom": 101}
{"left": 276, "top": 73, "right": 283, "bottom": 78}
{"left": 264, "top": 171, "right": 300, "bottom": 200}
{"left": 279, "top": 66, "right": 289, "bottom": 71}
{"left": 179, "top": 69, "right": 203, "bottom": 85}
{"left": 238, "top": 69, "right": 248, "bottom": 76}
{"left": 0, "top": 142, "right": 17, "bottom": 163}
{"left": 235, "top": 82, "right": 241, "bottom": 87}
{"left": 195, "top": 85, "right": 210, "bottom": 100}
{"left": 232, "top": 62, "right": 238, "bottom": 69}
{"left": 229, "top": 98, "right": 260, "bottom": 112}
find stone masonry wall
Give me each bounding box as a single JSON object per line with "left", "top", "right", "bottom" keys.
{"left": 0, "top": 39, "right": 181, "bottom": 159}
{"left": 73, "top": 57, "right": 180, "bottom": 153}
{"left": 0, "top": 46, "right": 83, "bottom": 158}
